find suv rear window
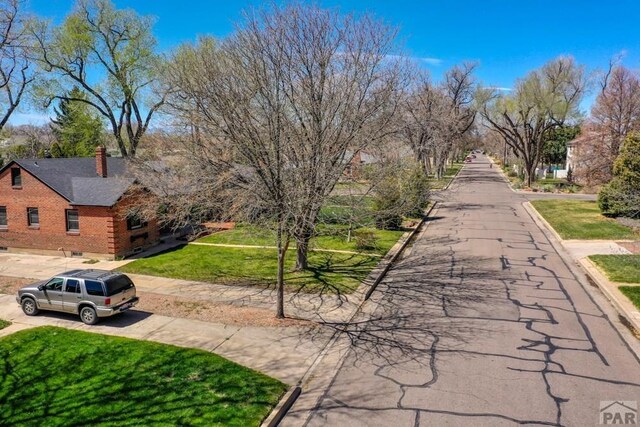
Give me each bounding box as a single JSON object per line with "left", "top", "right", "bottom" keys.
{"left": 85, "top": 280, "right": 105, "bottom": 296}
{"left": 104, "top": 275, "right": 134, "bottom": 296}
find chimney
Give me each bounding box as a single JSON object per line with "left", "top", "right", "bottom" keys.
{"left": 96, "top": 146, "right": 107, "bottom": 178}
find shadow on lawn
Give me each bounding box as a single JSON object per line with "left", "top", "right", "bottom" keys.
{"left": 0, "top": 327, "right": 284, "bottom": 426}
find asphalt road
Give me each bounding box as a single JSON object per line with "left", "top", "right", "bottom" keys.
{"left": 297, "top": 156, "right": 640, "bottom": 426}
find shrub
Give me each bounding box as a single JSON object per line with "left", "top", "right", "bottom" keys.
{"left": 372, "top": 162, "right": 429, "bottom": 229}
{"left": 507, "top": 170, "right": 518, "bottom": 177}
{"left": 540, "top": 184, "right": 555, "bottom": 193}
{"left": 598, "top": 179, "right": 637, "bottom": 217}
{"left": 598, "top": 133, "right": 640, "bottom": 217}
{"left": 353, "top": 229, "right": 378, "bottom": 251}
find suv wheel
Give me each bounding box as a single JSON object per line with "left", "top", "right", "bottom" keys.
{"left": 80, "top": 306, "right": 99, "bottom": 325}
{"left": 21, "top": 298, "right": 39, "bottom": 316}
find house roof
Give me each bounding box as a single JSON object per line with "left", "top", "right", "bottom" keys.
{"left": 1, "top": 157, "right": 135, "bottom": 207}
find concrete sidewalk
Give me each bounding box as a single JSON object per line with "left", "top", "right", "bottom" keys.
{"left": 562, "top": 239, "right": 632, "bottom": 259}
{"left": 0, "top": 252, "right": 130, "bottom": 280}
{"left": 0, "top": 293, "right": 330, "bottom": 385}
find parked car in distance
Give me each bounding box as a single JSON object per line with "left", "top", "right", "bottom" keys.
{"left": 16, "top": 269, "right": 139, "bottom": 325}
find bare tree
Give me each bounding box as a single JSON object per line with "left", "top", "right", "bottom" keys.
{"left": 273, "top": 6, "right": 404, "bottom": 271}
{"left": 0, "top": 0, "right": 34, "bottom": 130}
{"left": 158, "top": 4, "right": 403, "bottom": 317}
{"left": 478, "top": 56, "right": 586, "bottom": 187}
{"left": 591, "top": 62, "right": 640, "bottom": 166}
{"left": 29, "top": 0, "right": 167, "bottom": 157}
{"left": 402, "top": 62, "right": 477, "bottom": 179}
{"left": 2, "top": 123, "right": 56, "bottom": 158}
{"left": 401, "top": 71, "right": 447, "bottom": 175}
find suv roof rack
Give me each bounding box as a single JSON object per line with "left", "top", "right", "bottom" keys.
{"left": 60, "top": 269, "right": 120, "bottom": 280}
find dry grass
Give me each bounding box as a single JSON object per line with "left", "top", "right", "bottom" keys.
{"left": 0, "top": 276, "right": 309, "bottom": 328}
{"left": 136, "top": 291, "right": 312, "bottom": 328}
{"left": 0, "top": 276, "right": 31, "bottom": 295}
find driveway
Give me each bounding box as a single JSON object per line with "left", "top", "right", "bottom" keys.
{"left": 0, "top": 293, "right": 328, "bottom": 385}
{"left": 286, "top": 156, "right": 640, "bottom": 426}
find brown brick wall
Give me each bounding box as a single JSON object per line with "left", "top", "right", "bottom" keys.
{"left": 0, "top": 164, "right": 159, "bottom": 258}
{"left": 110, "top": 190, "right": 160, "bottom": 256}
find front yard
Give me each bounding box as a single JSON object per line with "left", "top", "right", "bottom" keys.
{"left": 619, "top": 287, "right": 640, "bottom": 310}
{"left": 589, "top": 255, "right": 640, "bottom": 284}
{"left": 531, "top": 200, "right": 639, "bottom": 240}
{"left": 119, "top": 245, "right": 383, "bottom": 294}
{"left": 120, "top": 221, "right": 407, "bottom": 294}
{"left": 428, "top": 162, "right": 463, "bottom": 190}
{"left": 0, "top": 327, "right": 286, "bottom": 426}
{"left": 197, "top": 223, "right": 404, "bottom": 257}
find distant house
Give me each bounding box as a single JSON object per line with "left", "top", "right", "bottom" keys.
{"left": 343, "top": 150, "right": 378, "bottom": 179}
{"left": 0, "top": 147, "right": 159, "bottom": 259}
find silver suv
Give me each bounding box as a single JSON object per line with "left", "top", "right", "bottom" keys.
{"left": 16, "top": 269, "right": 139, "bottom": 325}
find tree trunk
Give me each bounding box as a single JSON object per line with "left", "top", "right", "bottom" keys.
{"left": 276, "top": 223, "right": 289, "bottom": 319}
{"left": 276, "top": 245, "right": 285, "bottom": 318}
{"left": 295, "top": 237, "right": 309, "bottom": 271}
{"left": 525, "top": 162, "right": 535, "bottom": 187}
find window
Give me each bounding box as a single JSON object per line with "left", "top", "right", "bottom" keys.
{"left": 27, "top": 207, "right": 39, "bottom": 227}
{"left": 0, "top": 206, "right": 6, "bottom": 228}
{"left": 66, "top": 209, "right": 79, "bottom": 232}
{"left": 105, "top": 275, "right": 134, "bottom": 296}
{"left": 65, "top": 279, "right": 81, "bottom": 294}
{"left": 84, "top": 280, "right": 105, "bottom": 296}
{"left": 11, "top": 168, "right": 21, "bottom": 187}
{"left": 126, "top": 213, "right": 147, "bottom": 230}
{"left": 45, "top": 277, "right": 64, "bottom": 291}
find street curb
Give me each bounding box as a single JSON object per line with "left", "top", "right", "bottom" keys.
{"left": 270, "top": 202, "right": 439, "bottom": 426}
{"left": 364, "top": 202, "right": 438, "bottom": 301}
{"left": 260, "top": 385, "right": 302, "bottom": 427}
{"left": 523, "top": 202, "right": 565, "bottom": 243}
{"left": 578, "top": 258, "right": 640, "bottom": 334}
{"left": 440, "top": 163, "right": 464, "bottom": 192}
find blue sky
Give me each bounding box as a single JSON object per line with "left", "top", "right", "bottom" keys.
{"left": 11, "top": 0, "right": 640, "bottom": 125}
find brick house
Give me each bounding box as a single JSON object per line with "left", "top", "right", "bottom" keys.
{"left": 0, "top": 147, "right": 159, "bottom": 259}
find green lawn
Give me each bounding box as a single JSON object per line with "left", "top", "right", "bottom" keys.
{"left": 590, "top": 255, "right": 640, "bottom": 283}
{"left": 120, "top": 245, "right": 381, "bottom": 293}
{"left": 531, "top": 200, "right": 639, "bottom": 240}
{"left": 0, "top": 319, "right": 10, "bottom": 330}
{"left": 197, "top": 223, "right": 404, "bottom": 257}
{"left": 0, "top": 327, "right": 286, "bottom": 426}
{"left": 428, "top": 162, "right": 463, "bottom": 189}
{"left": 620, "top": 286, "right": 640, "bottom": 310}
{"left": 198, "top": 224, "right": 276, "bottom": 247}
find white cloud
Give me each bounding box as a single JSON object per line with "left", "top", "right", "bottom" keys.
{"left": 488, "top": 86, "right": 512, "bottom": 92}
{"left": 385, "top": 54, "right": 443, "bottom": 66}
{"left": 419, "top": 57, "right": 443, "bottom": 65}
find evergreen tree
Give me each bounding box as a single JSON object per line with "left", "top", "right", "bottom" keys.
{"left": 542, "top": 125, "right": 580, "bottom": 166}
{"left": 50, "top": 87, "right": 104, "bottom": 157}
{"left": 598, "top": 133, "right": 640, "bottom": 217}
